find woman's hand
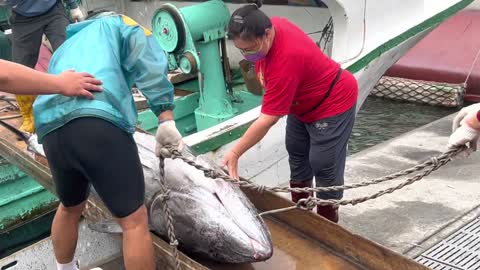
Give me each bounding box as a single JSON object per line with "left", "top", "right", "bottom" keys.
{"left": 222, "top": 150, "right": 240, "bottom": 180}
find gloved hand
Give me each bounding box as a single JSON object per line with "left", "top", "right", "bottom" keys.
{"left": 155, "top": 120, "right": 184, "bottom": 158}
{"left": 452, "top": 103, "right": 480, "bottom": 132}
{"left": 70, "top": 8, "right": 84, "bottom": 22}
{"left": 447, "top": 124, "right": 479, "bottom": 152}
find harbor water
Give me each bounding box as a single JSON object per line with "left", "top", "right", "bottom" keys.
{"left": 349, "top": 97, "right": 459, "bottom": 154}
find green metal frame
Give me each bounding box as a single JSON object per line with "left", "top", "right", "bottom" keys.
{"left": 137, "top": 70, "right": 262, "bottom": 137}
{"left": 152, "top": 0, "right": 236, "bottom": 132}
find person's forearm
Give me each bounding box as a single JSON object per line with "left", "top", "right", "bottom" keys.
{"left": 158, "top": 110, "right": 174, "bottom": 123}
{"left": 0, "top": 60, "right": 62, "bottom": 95}
{"left": 466, "top": 110, "right": 480, "bottom": 130}
{"left": 231, "top": 118, "right": 273, "bottom": 157}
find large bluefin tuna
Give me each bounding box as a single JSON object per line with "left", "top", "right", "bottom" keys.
{"left": 11, "top": 123, "right": 273, "bottom": 264}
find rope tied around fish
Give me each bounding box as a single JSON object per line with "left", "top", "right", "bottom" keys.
{"left": 154, "top": 156, "right": 182, "bottom": 270}
{"left": 146, "top": 145, "right": 465, "bottom": 270}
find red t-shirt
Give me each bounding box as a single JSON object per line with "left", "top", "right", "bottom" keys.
{"left": 256, "top": 17, "right": 358, "bottom": 123}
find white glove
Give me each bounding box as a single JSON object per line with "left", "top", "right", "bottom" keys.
{"left": 155, "top": 120, "right": 184, "bottom": 158}
{"left": 452, "top": 103, "right": 480, "bottom": 132}
{"left": 447, "top": 124, "right": 479, "bottom": 152}
{"left": 70, "top": 8, "right": 84, "bottom": 22}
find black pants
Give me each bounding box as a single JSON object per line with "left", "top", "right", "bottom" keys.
{"left": 286, "top": 105, "right": 355, "bottom": 200}
{"left": 10, "top": 1, "right": 68, "bottom": 68}
{"left": 42, "top": 118, "right": 145, "bottom": 218}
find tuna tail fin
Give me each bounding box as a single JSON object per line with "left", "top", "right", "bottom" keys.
{"left": 88, "top": 219, "right": 154, "bottom": 234}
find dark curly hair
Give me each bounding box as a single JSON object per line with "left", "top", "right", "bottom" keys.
{"left": 227, "top": 4, "right": 272, "bottom": 41}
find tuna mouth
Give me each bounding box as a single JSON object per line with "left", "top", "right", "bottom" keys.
{"left": 250, "top": 238, "right": 273, "bottom": 261}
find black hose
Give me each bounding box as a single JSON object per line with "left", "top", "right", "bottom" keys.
{"left": 0, "top": 119, "right": 29, "bottom": 143}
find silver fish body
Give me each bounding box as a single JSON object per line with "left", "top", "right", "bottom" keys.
{"left": 134, "top": 132, "right": 273, "bottom": 263}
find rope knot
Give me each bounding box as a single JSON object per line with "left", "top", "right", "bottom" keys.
{"left": 160, "top": 190, "right": 170, "bottom": 202}
{"left": 169, "top": 240, "right": 179, "bottom": 247}
{"left": 297, "top": 197, "right": 317, "bottom": 211}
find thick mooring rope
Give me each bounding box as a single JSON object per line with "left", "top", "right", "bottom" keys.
{"left": 166, "top": 146, "right": 465, "bottom": 214}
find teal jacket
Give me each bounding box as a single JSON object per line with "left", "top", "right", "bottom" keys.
{"left": 33, "top": 15, "right": 174, "bottom": 143}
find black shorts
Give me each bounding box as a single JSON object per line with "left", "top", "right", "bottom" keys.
{"left": 42, "top": 117, "right": 145, "bottom": 218}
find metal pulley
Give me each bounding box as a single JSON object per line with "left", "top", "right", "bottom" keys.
{"left": 152, "top": 0, "right": 230, "bottom": 75}
{"left": 151, "top": 4, "right": 185, "bottom": 53}
{"left": 178, "top": 51, "right": 196, "bottom": 74}
{"left": 151, "top": 0, "right": 236, "bottom": 131}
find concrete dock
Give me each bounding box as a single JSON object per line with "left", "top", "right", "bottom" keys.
{"left": 333, "top": 1, "right": 480, "bottom": 261}
{"left": 339, "top": 112, "right": 480, "bottom": 261}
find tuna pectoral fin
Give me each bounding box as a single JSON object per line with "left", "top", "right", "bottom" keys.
{"left": 88, "top": 219, "right": 155, "bottom": 234}
{"left": 88, "top": 219, "right": 123, "bottom": 234}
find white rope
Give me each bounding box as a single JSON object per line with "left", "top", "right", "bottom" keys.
{"left": 463, "top": 46, "right": 480, "bottom": 86}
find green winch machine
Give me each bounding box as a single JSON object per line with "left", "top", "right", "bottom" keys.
{"left": 152, "top": 0, "right": 237, "bottom": 131}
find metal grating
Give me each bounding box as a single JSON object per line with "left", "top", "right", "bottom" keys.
{"left": 415, "top": 218, "right": 480, "bottom": 270}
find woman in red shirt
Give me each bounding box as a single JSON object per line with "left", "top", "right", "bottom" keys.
{"left": 222, "top": 4, "right": 358, "bottom": 223}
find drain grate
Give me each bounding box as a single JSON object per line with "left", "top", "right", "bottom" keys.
{"left": 415, "top": 218, "right": 480, "bottom": 270}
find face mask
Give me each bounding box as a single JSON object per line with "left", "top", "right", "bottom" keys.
{"left": 243, "top": 51, "right": 266, "bottom": 62}
{"left": 241, "top": 39, "right": 267, "bottom": 62}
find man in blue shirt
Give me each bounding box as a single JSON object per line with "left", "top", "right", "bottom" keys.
{"left": 7, "top": 0, "right": 84, "bottom": 134}
{"left": 33, "top": 12, "right": 182, "bottom": 270}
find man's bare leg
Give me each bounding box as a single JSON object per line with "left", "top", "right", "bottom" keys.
{"left": 51, "top": 202, "right": 86, "bottom": 266}
{"left": 117, "top": 205, "right": 155, "bottom": 270}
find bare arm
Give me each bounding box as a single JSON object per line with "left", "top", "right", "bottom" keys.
{"left": 0, "top": 60, "right": 102, "bottom": 98}
{"left": 223, "top": 114, "right": 280, "bottom": 178}
{"left": 465, "top": 110, "right": 480, "bottom": 129}
{"left": 231, "top": 114, "right": 280, "bottom": 156}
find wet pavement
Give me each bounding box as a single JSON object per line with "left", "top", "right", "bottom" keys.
{"left": 340, "top": 112, "right": 480, "bottom": 259}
